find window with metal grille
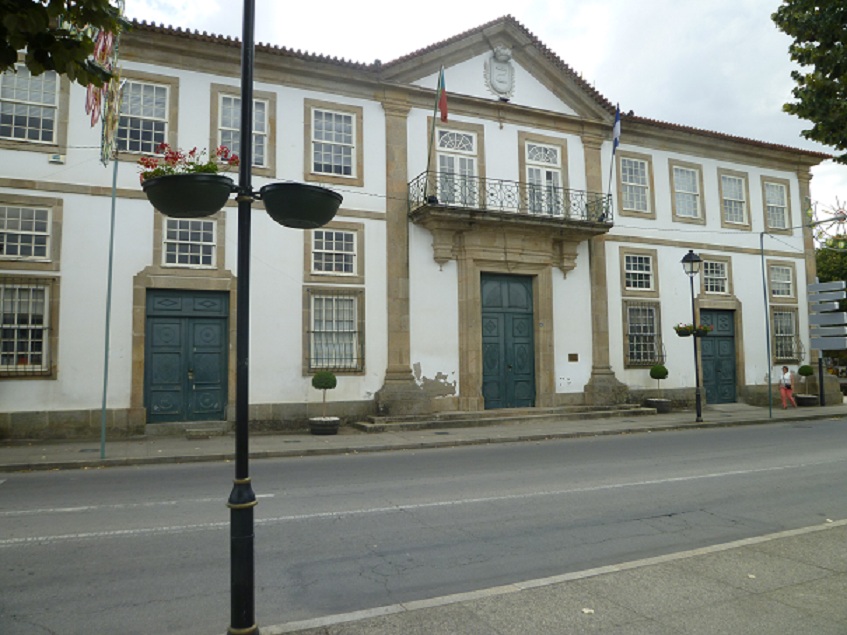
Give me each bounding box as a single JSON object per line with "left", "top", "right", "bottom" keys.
{"left": 308, "top": 292, "right": 362, "bottom": 371}
{"left": 312, "top": 108, "right": 354, "bottom": 177}
{"left": 703, "top": 260, "right": 728, "bottom": 294}
{"left": 672, "top": 166, "right": 700, "bottom": 218}
{"left": 769, "top": 265, "right": 793, "bottom": 298}
{"left": 721, "top": 174, "right": 747, "bottom": 224}
{"left": 765, "top": 182, "right": 788, "bottom": 229}
{"left": 163, "top": 219, "right": 216, "bottom": 268}
{"left": 218, "top": 94, "right": 268, "bottom": 167}
{"left": 625, "top": 302, "right": 661, "bottom": 366}
{"left": 621, "top": 157, "right": 649, "bottom": 212}
{"left": 773, "top": 310, "right": 799, "bottom": 360}
{"left": 117, "top": 80, "right": 168, "bottom": 154}
{"left": 312, "top": 229, "right": 355, "bottom": 275}
{"left": 1, "top": 279, "right": 52, "bottom": 375}
{"left": 0, "top": 65, "right": 58, "bottom": 143}
{"left": 0, "top": 206, "right": 50, "bottom": 260}
{"left": 624, "top": 254, "right": 653, "bottom": 291}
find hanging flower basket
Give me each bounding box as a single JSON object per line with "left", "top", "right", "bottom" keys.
{"left": 141, "top": 173, "right": 235, "bottom": 218}
{"left": 674, "top": 323, "right": 713, "bottom": 337}
{"left": 693, "top": 325, "right": 713, "bottom": 337}
{"left": 259, "top": 182, "right": 342, "bottom": 229}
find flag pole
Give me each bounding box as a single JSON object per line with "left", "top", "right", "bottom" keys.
{"left": 607, "top": 104, "right": 621, "bottom": 197}
{"left": 424, "top": 66, "right": 446, "bottom": 201}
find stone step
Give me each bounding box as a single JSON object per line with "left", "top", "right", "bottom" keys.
{"left": 350, "top": 405, "right": 656, "bottom": 433}
{"left": 145, "top": 421, "right": 230, "bottom": 439}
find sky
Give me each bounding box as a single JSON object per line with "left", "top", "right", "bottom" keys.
{"left": 123, "top": 0, "right": 847, "bottom": 218}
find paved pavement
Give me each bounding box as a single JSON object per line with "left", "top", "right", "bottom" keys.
{"left": 3, "top": 402, "right": 847, "bottom": 634}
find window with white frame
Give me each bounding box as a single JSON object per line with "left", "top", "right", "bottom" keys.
{"left": 773, "top": 309, "right": 798, "bottom": 360}
{"left": 1, "top": 279, "right": 52, "bottom": 374}
{"left": 0, "top": 206, "right": 50, "bottom": 260}
{"left": 312, "top": 108, "right": 354, "bottom": 177}
{"left": 218, "top": 94, "right": 268, "bottom": 168}
{"left": 312, "top": 229, "right": 356, "bottom": 275}
{"left": 764, "top": 181, "right": 788, "bottom": 230}
{"left": 769, "top": 264, "right": 793, "bottom": 298}
{"left": 163, "top": 219, "right": 216, "bottom": 268}
{"left": 624, "top": 254, "right": 653, "bottom": 291}
{"left": 525, "top": 142, "right": 563, "bottom": 215}
{"left": 437, "top": 128, "right": 478, "bottom": 207}
{"left": 309, "top": 292, "right": 362, "bottom": 371}
{"left": 703, "top": 260, "right": 729, "bottom": 294}
{"left": 117, "top": 79, "right": 168, "bottom": 154}
{"left": 672, "top": 165, "right": 701, "bottom": 218}
{"left": 0, "top": 65, "right": 58, "bottom": 143}
{"left": 624, "top": 301, "right": 661, "bottom": 366}
{"left": 620, "top": 156, "right": 650, "bottom": 213}
{"left": 720, "top": 173, "right": 747, "bottom": 225}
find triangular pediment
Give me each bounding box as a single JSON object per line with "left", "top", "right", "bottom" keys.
{"left": 381, "top": 16, "right": 613, "bottom": 123}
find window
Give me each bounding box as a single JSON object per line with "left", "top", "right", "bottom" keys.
{"left": 304, "top": 100, "right": 363, "bottom": 186}
{"left": 307, "top": 291, "right": 363, "bottom": 371}
{"left": 773, "top": 309, "right": 799, "bottom": 361}
{"left": 117, "top": 79, "right": 169, "bottom": 154}
{"left": 312, "top": 229, "right": 356, "bottom": 275}
{"left": 719, "top": 170, "right": 749, "bottom": 227}
{"left": 670, "top": 161, "right": 703, "bottom": 221}
{"left": 525, "top": 142, "right": 563, "bottom": 215}
{"left": 218, "top": 94, "right": 268, "bottom": 168}
{"left": 0, "top": 65, "right": 58, "bottom": 143}
{"left": 763, "top": 179, "right": 790, "bottom": 230}
{"left": 624, "top": 301, "right": 661, "bottom": 366}
{"left": 769, "top": 264, "right": 794, "bottom": 299}
{"left": 1, "top": 278, "right": 54, "bottom": 376}
{"left": 163, "top": 219, "right": 216, "bottom": 268}
{"left": 703, "top": 260, "right": 729, "bottom": 294}
{"left": 624, "top": 254, "right": 653, "bottom": 291}
{"left": 621, "top": 157, "right": 649, "bottom": 213}
{"left": 437, "top": 128, "right": 479, "bottom": 207}
{"left": 0, "top": 206, "right": 50, "bottom": 260}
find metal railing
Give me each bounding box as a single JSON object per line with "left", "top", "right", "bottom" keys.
{"left": 409, "top": 171, "right": 613, "bottom": 223}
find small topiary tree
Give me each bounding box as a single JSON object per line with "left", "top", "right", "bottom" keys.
{"left": 797, "top": 365, "right": 814, "bottom": 395}
{"left": 649, "top": 364, "right": 669, "bottom": 398}
{"left": 311, "top": 370, "right": 337, "bottom": 418}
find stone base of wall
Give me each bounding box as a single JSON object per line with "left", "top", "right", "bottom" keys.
{"left": 0, "top": 408, "right": 146, "bottom": 441}
{"left": 628, "top": 387, "right": 694, "bottom": 410}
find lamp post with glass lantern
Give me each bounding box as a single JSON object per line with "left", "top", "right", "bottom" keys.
{"left": 681, "top": 249, "right": 703, "bottom": 422}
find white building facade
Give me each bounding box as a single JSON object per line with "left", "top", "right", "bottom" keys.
{"left": 0, "top": 17, "right": 830, "bottom": 438}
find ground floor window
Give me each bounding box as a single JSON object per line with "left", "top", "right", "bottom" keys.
{"left": 0, "top": 277, "right": 54, "bottom": 376}
{"left": 305, "top": 287, "right": 364, "bottom": 372}
{"left": 624, "top": 300, "right": 662, "bottom": 366}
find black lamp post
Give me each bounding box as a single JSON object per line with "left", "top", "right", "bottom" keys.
{"left": 681, "top": 249, "right": 703, "bottom": 423}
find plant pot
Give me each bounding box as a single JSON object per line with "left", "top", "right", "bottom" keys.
{"left": 644, "top": 398, "right": 672, "bottom": 414}
{"left": 141, "top": 173, "right": 235, "bottom": 218}
{"left": 308, "top": 416, "right": 340, "bottom": 435}
{"left": 259, "top": 182, "right": 342, "bottom": 229}
{"left": 675, "top": 331, "right": 692, "bottom": 337}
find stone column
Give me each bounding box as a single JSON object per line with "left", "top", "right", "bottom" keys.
{"left": 582, "top": 134, "right": 626, "bottom": 404}
{"left": 375, "top": 95, "right": 429, "bottom": 415}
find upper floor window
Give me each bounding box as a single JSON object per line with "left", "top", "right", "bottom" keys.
{"left": 312, "top": 229, "right": 356, "bottom": 276}
{"left": 624, "top": 254, "right": 653, "bottom": 291}
{"left": 117, "top": 79, "right": 168, "bottom": 154}
{"left": 163, "top": 218, "right": 216, "bottom": 268}
{"left": 764, "top": 179, "right": 789, "bottom": 230}
{"left": 719, "top": 170, "right": 749, "bottom": 228}
{"left": 218, "top": 94, "right": 268, "bottom": 168}
{"left": 305, "top": 99, "right": 363, "bottom": 186}
{"left": 703, "top": 260, "right": 729, "bottom": 294}
{"left": 670, "top": 162, "right": 703, "bottom": 221}
{"left": 769, "top": 264, "right": 794, "bottom": 298}
{"left": 525, "top": 142, "right": 563, "bottom": 215}
{"left": 617, "top": 152, "right": 654, "bottom": 218}
{"left": 0, "top": 66, "right": 58, "bottom": 143}
{"left": 437, "top": 128, "right": 479, "bottom": 207}
{"left": 0, "top": 206, "right": 50, "bottom": 260}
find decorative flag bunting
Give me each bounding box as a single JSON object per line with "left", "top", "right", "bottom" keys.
{"left": 437, "top": 67, "right": 448, "bottom": 122}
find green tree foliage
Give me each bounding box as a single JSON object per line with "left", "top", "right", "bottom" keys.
{"left": 772, "top": 1, "right": 847, "bottom": 162}
{"left": 1, "top": 0, "right": 125, "bottom": 86}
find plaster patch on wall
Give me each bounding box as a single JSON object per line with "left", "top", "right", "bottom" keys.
{"left": 412, "top": 363, "right": 457, "bottom": 397}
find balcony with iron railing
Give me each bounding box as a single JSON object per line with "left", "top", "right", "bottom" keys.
{"left": 408, "top": 171, "right": 614, "bottom": 225}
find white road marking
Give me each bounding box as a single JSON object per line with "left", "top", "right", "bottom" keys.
{"left": 0, "top": 493, "right": 275, "bottom": 517}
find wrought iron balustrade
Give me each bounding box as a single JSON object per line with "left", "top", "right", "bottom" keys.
{"left": 408, "top": 171, "right": 613, "bottom": 224}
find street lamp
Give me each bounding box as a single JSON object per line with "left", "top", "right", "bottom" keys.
{"left": 681, "top": 249, "right": 703, "bottom": 422}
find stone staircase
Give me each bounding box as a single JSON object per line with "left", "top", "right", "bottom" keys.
{"left": 350, "top": 403, "right": 656, "bottom": 433}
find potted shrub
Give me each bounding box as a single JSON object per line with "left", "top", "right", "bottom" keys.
{"left": 795, "top": 365, "right": 819, "bottom": 406}
{"left": 644, "top": 364, "right": 672, "bottom": 413}
{"left": 138, "top": 143, "right": 239, "bottom": 218}
{"left": 309, "top": 370, "right": 340, "bottom": 434}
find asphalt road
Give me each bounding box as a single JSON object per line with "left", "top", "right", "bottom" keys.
{"left": 2, "top": 420, "right": 846, "bottom": 634}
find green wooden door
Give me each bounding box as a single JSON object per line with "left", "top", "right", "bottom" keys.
{"left": 700, "top": 309, "right": 736, "bottom": 404}
{"left": 481, "top": 274, "right": 535, "bottom": 409}
{"left": 145, "top": 290, "right": 228, "bottom": 423}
